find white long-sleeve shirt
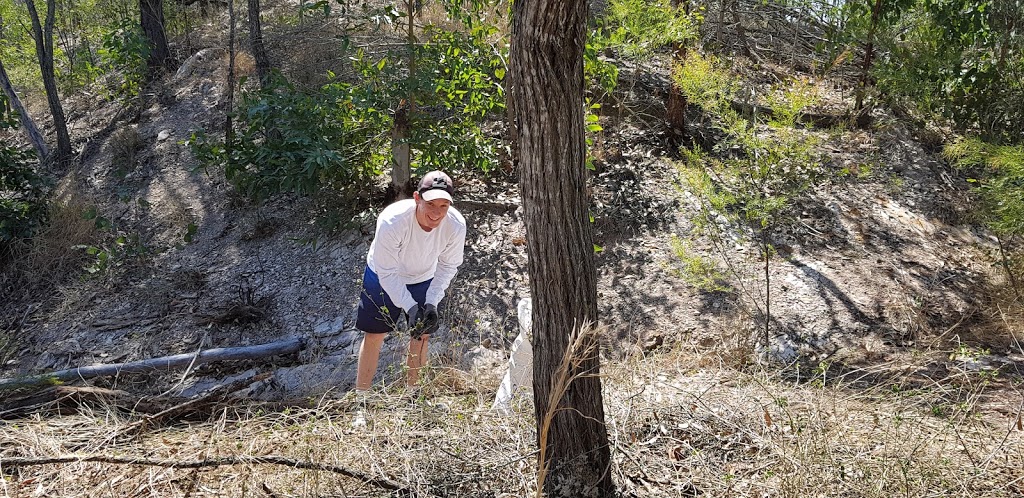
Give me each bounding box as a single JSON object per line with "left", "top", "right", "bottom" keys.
{"left": 366, "top": 199, "right": 466, "bottom": 312}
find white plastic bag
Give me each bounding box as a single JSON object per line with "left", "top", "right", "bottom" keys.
{"left": 492, "top": 298, "right": 533, "bottom": 415}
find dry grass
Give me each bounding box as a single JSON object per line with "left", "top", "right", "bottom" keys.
{"left": 0, "top": 182, "right": 97, "bottom": 366}
{"left": 2, "top": 183, "right": 96, "bottom": 294}
{"left": 2, "top": 339, "right": 1021, "bottom": 497}
{"left": 109, "top": 126, "right": 144, "bottom": 177}
{"left": 968, "top": 264, "right": 1024, "bottom": 351}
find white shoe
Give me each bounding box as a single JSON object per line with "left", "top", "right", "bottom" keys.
{"left": 351, "top": 408, "right": 367, "bottom": 429}
{"left": 348, "top": 389, "right": 370, "bottom": 429}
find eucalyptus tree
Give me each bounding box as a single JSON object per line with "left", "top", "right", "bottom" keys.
{"left": 0, "top": 14, "right": 46, "bottom": 158}
{"left": 0, "top": 58, "right": 47, "bottom": 158}
{"left": 24, "top": 0, "right": 71, "bottom": 163}
{"left": 139, "top": 0, "right": 171, "bottom": 71}
{"left": 510, "top": 0, "right": 614, "bottom": 495}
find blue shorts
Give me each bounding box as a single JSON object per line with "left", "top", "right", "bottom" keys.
{"left": 356, "top": 266, "right": 436, "bottom": 334}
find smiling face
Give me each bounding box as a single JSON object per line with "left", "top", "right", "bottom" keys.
{"left": 413, "top": 191, "right": 451, "bottom": 232}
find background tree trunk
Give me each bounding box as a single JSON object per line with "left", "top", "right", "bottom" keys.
{"left": 510, "top": 0, "right": 614, "bottom": 495}
{"left": 140, "top": 0, "right": 172, "bottom": 71}
{"left": 25, "top": 0, "right": 71, "bottom": 164}
{"left": 247, "top": 0, "right": 271, "bottom": 89}
{"left": 854, "top": 0, "right": 883, "bottom": 127}
{"left": 666, "top": 53, "right": 688, "bottom": 133}
{"left": 0, "top": 58, "right": 48, "bottom": 159}
{"left": 390, "top": 0, "right": 418, "bottom": 196}
{"left": 666, "top": 0, "right": 689, "bottom": 135}
{"left": 391, "top": 104, "right": 411, "bottom": 198}
{"left": 225, "top": 0, "right": 236, "bottom": 146}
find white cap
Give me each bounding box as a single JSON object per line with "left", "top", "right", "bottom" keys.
{"left": 417, "top": 171, "right": 455, "bottom": 203}
{"left": 421, "top": 189, "right": 453, "bottom": 202}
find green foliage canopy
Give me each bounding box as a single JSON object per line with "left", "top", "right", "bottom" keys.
{"left": 189, "top": 73, "right": 388, "bottom": 201}
{"left": 190, "top": 0, "right": 509, "bottom": 203}
{"left": 875, "top": 0, "right": 1023, "bottom": 141}
{"left": 944, "top": 137, "right": 1024, "bottom": 238}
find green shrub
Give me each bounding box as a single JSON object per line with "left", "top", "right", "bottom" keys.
{"left": 189, "top": 73, "right": 387, "bottom": 201}
{"left": 0, "top": 109, "right": 47, "bottom": 261}
{"left": 191, "top": 3, "right": 511, "bottom": 201}
{"left": 875, "top": 1, "right": 1023, "bottom": 142}
{"left": 350, "top": 12, "right": 508, "bottom": 175}
{"left": 97, "top": 18, "right": 150, "bottom": 100}
{"left": 586, "top": 0, "right": 699, "bottom": 99}
{"left": 944, "top": 138, "right": 1024, "bottom": 238}
{"left": 600, "top": 0, "right": 699, "bottom": 59}
{"left": 944, "top": 137, "right": 1024, "bottom": 295}
{"left": 674, "top": 52, "right": 827, "bottom": 348}
{"left": 72, "top": 206, "right": 153, "bottom": 275}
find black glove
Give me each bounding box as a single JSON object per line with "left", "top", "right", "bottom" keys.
{"left": 406, "top": 304, "right": 423, "bottom": 332}
{"left": 406, "top": 303, "right": 439, "bottom": 339}
{"left": 422, "top": 303, "right": 439, "bottom": 332}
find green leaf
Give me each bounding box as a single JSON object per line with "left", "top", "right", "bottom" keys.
{"left": 184, "top": 222, "right": 198, "bottom": 243}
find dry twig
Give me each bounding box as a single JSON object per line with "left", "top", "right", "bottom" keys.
{"left": 0, "top": 454, "right": 410, "bottom": 495}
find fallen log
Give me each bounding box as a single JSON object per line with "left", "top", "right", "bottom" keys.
{"left": 0, "top": 337, "right": 304, "bottom": 393}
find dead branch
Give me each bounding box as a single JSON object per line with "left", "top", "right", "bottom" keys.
{"left": 122, "top": 372, "right": 271, "bottom": 434}
{"left": 0, "top": 454, "right": 410, "bottom": 495}
{"left": 455, "top": 199, "right": 520, "bottom": 213}
{"left": 0, "top": 386, "right": 129, "bottom": 419}
{"left": 0, "top": 337, "right": 304, "bottom": 392}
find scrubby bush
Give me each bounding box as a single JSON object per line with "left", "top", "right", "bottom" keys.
{"left": 674, "top": 51, "right": 827, "bottom": 349}
{"left": 0, "top": 110, "right": 47, "bottom": 265}
{"left": 188, "top": 73, "right": 387, "bottom": 201}
{"left": 190, "top": 3, "right": 509, "bottom": 203}
{"left": 874, "top": 0, "right": 1023, "bottom": 142}
{"left": 944, "top": 137, "right": 1024, "bottom": 297}
{"left": 96, "top": 18, "right": 151, "bottom": 100}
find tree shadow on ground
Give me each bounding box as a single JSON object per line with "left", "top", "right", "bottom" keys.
{"left": 786, "top": 256, "right": 878, "bottom": 329}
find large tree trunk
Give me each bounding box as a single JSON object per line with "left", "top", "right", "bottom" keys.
{"left": 510, "top": 0, "right": 614, "bottom": 495}
{"left": 247, "top": 0, "right": 271, "bottom": 89}
{"left": 25, "top": 0, "right": 71, "bottom": 164}
{"left": 140, "top": 0, "right": 172, "bottom": 71}
{"left": 0, "top": 58, "right": 48, "bottom": 159}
